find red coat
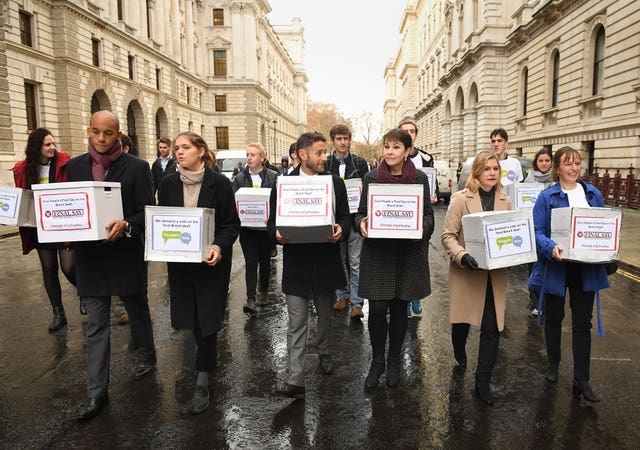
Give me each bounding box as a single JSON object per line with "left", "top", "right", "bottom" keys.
{"left": 11, "top": 151, "right": 70, "bottom": 254}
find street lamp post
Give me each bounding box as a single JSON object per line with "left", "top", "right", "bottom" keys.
{"left": 272, "top": 119, "right": 278, "bottom": 156}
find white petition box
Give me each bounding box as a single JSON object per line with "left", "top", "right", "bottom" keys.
{"left": 504, "top": 183, "right": 545, "bottom": 209}
{"left": 276, "top": 175, "right": 334, "bottom": 243}
{"left": 344, "top": 178, "right": 362, "bottom": 214}
{"left": 462, "top": 209, "right": 537, "bottom": 270}
{"left": 235, "top": 187, "right": 271, "bottom": 228}
{"left": 550, "top": 207, "right": 621, "bottom": 263}
{"left": 418, "top": 167, "right": 437, "bottom": 199}
{"left": 367, "top": 183, "right": 423, "bottom": 239}
{"left": 32, "top": 181, "right": 123, "bottom": 242}
{"left": 145, "top": 206, "right": 215, "bottom": 262}
{"left": 0, "top": 186, "right": 36, "bottom": 226}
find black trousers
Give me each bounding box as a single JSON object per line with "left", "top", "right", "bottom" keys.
{"left": 239, "top": 228, "right": 271, "bottom": 299}
{"left": 368, "top": 300, "right": 409, "bottom": 358}
{"left": 544, "top": 263, "right": 595, "bottom": 381}
{"left": 452, "top": 275, "right": 499, "bottom": 380}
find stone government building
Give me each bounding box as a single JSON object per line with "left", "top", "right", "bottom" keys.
{"left": 384, "top": 0, "right": 640, "bottom": 173}
{"left": 0, "top": 0, "right": 307, "bottom": 181}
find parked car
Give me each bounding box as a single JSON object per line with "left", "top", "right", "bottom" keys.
{"left": 457, "top": 155, "right": 532, "bottom": 191}
{"left": 434, "top": 160, "right": 452, "bottom": 204}
{"left": 215, "top": 149, "right": 246, "bottom": 179}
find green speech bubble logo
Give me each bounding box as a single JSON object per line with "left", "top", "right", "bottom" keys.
{"left": 496, "top": 236, "right": 513, "bottom": 250}
{"left": 162, "top": 230, "right": 182, "bottom": 244}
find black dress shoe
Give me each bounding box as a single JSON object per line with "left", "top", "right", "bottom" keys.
{"left": 189, "top": 385, "right": 210, "bottom": 414}
{"left": 474, "top": 381, "right": 494, "bottom": 406}
{"left": 78, "top": 396, "right": 109, "bottom": 421}
{"left": 318, "top": 354, "right": 333, "bottom": 374}
{"left": 133, "top": 362, "right": 156, "bottom": 380}
{"left": 573, "top": 378, "right": 601, "bottom": 402}
{"left": 545, "top": 363, "right": 559, "bottom": 383}
{"left": 273, "top": 384, "right": 305, "bottom": 400}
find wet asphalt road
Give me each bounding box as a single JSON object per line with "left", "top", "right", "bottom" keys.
{"left": 0, "top": 204, "right": 639, "bottom": 449}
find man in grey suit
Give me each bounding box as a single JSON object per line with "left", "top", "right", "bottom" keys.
{"left": 67, "top": 110, "right": 156, "bottom": 421}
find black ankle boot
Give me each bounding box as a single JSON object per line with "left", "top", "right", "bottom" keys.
{"left": 573, "top": 378, "right": 600, "bottom": 402}
{"left": 364, "top": 355, "right": 385, "bottom": 389}
{"left": 453, "top": 347, "right": 467, "bottom": 368}
{"left": 474, "top": 377, "right": 494, "bottom": 405}
{"left": 48, "top": 306, "right": 67, "bottom": 332}
{"left": 386, "top": 356, "right": 401, "bottom": 387}
{"left": 545, "top": 363, "right": 559, "bottom": 383}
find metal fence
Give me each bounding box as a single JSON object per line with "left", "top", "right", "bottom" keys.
{"left": 583, "top": 165, "right": 640, "bottom": 210}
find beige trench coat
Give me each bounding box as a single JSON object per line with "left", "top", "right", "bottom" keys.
{"left": 441, "top": 188, "right": 511, "bottom": 331}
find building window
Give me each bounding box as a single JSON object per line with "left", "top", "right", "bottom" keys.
{"left": 213, "top": 8, "right": 224, "bottom": 26}
{"left": 24, "top": 82, "right": 38, "bottom": 131}
{"left": 214, "top": 50, "right": 227, "bottom": 76}
{"left": 155, "top": 68, "right": 161, "bottom": 90}
{"left": 92, "top": 38, "right": 100, "bottom": 67}
{"left": 551, "top": 50, "right": 560, "bottom": 107}
{"left": 188, "top": 121, "right": 193, "bottom": 132}
{"left": 216, "top": 127, "right": 229, "bottom": 149}
{"left": 128, "top": 55, "right": 135, "bottom": 80}
{"left": 19, "top": 11, "right": 33, "bottom": 47}
{"left": 592, "top": 26, "right": 605, "bottom": 96}
{"left": 187, "top": 86, "right": 191, "bottom": 104}
{"left": 117, "top": 0, "right": 124, "bottom": 21}
{"left": 522, "top": 67, "right": 529, "bottom": 115}
{"left": 215, "top": 95, "right": 227, "bottom": 112}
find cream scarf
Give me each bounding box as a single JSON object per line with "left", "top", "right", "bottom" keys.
{"left": 178, "top": 163, "right": 205, "bottom": 207}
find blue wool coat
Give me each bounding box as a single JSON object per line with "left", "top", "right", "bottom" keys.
{"left": 528, "top": 180, "right": 609, "bottom": 297}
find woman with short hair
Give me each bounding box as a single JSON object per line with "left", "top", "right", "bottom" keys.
{"left": 441, "top": 150, "right": 511, "bottom": 405}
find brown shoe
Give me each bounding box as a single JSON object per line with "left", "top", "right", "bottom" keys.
{"left": 350, "top": 306, "right": 364, "bottom": 320}
{"left": 333, "top": 298, "right": 349, "bottom": 311}
{"left": 117, "top": 312, "right": 129, "bottom": 324}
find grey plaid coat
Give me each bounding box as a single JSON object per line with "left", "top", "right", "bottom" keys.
{"left": 355, "top": 169, "right": 434, "bottom": 301}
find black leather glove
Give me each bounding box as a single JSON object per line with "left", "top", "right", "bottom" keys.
{"left": 461, "top": 254, "right": 480, "bottom": 270}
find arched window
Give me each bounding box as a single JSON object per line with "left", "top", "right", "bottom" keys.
{"left": 522, "top": 67, "right": 529, "bottom": 115}
{"left": 592, "top": 26, "right": 605, "bottom": 95}
{"left": 552, "top": 50, "right": 560, "bottom": 107}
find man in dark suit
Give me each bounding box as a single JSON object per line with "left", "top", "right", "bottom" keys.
{"left": 268, "top": 132, "right": 351, "bottom": 399}
{"left": 151, "top": 136, "right": 176, "bottom": 193}
{"left": 232, "top": 161, "right": 243, "bottom": 178}
{"left": 67, "top": 110, "right": 156, "bottom": 421}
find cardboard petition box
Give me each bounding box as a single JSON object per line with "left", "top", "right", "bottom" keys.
{"left": 550, "top": 207, "right": 621, "bottom": 263}
{"left": 276, "top": 175, "right": 334, "bottom": 243}
{"left": 32, "top": 181, "right": 123, "bottom": 242}
{"left": 418, "top": 167, "right": 437, "bottom": 199}
{"left": 367, "top": 183, "right": 423, "bottom": 239}
{"left": 344, "top": 178, "right": 362, "bottom": 214}
{"left": 0, "top": 186, "right": 36, "bottom": 227}
{"left": 145, "top": 206, "right": 215, "bottom": 262}
{"left": 462, "top": 209, "right": 537, "bottom": 270}
{"left": 504, "top": 183, "right": 545, "bottom": 209}
{"left": 235, "top": 187, "right": 271, "bottom": 228}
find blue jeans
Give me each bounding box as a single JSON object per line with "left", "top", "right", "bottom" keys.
{"left": 336, "top": 222, "right": 364, "bottom": 307}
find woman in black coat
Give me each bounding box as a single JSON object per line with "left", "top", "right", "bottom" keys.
{"left": 356, "top": 128, "right": 434, "bottom": 389}
{"left": 158, "top": 132, "right": 240, "bottom": 414}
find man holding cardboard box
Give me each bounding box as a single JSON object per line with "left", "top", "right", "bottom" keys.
{"left": 324, "top": 124, "right": 369, "bottom": 320}
{"left": 67, "top": 110, "right": 157, "bottom": 420}
{"left": 268, "top": 132, "right": 351, "bottom": 399}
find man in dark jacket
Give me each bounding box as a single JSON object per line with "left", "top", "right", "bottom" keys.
{"left": 151, "top": 136, "right": 176, "bottom": 193}
{"left": 67, "top": 110, "right": 156, "bottom": 421}
{"left": 324, "top": 124, "right": 369, "bottom": 320}
{"left": 268, "top": 132, "right": 351, "bottom": 399}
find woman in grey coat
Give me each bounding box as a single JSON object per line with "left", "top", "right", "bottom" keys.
{"left": 356, "top": 128, "right": 434, "bottom": 389}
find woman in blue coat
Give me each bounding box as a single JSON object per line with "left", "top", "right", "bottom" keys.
{"left": 158, "top": 132, "right": 240, "bottom": 414}
{"left": 528, "top": 146, "right": 609, "bottom": 402}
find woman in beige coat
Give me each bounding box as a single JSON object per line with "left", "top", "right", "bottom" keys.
{"left": 441, "top": 150, "right": 511, "bottom": 405}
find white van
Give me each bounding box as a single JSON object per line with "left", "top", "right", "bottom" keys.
{"left": 215, "top": 149, "right": 246, "bottom": 179}
{"left": 434, "top": 160, "right": 452, "bottom": 204}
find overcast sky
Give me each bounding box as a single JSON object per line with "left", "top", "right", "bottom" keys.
{"left": 267, "top": 1, "right": 407, "bottom": 121}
